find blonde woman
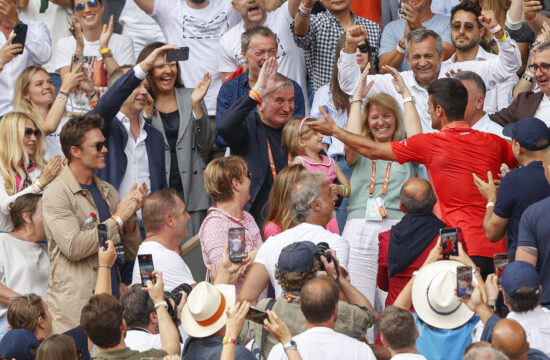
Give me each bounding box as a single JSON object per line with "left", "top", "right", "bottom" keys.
{"left": 13, "top": 65, "right": 84, "bottom": 159}
{"left": 0, "top": 112, "right": 61, "bottom": 232}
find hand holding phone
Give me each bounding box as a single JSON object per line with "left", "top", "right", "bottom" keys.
{"left": 166, "top": 47, "right": 189, "bottom": 62}
{"left": 457, "top": 265, "right": 473, "bottom": 298}
{"left": 245, "top": 306, "right": 269, "bottom": 324}
{"left": 138, "top": 254, "right": 155, "bottom": 287}
{"left": 493, "top": 253, "right": 510, "bottom": 284}
{"left": 440, "top": 228, "right": 458, "bottom": 260}
{"left": 97, "top": 223, "right": 108, "bottom": 250}
{"left": 228, "top": 227, "right": 246, "bottom": 262}
{"left": 11, "top": 23, "right": 28, "bottom": 55}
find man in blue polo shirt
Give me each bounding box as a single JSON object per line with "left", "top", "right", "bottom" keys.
{"left": 473, "top": 117, "right": 550, "bottom": 260}
{"left": 517, "top": 127, "right": 550, "bottom": 309}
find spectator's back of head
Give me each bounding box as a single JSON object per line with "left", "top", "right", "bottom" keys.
{"left": 379, "top": 306, "right": 417, "bottom": 353}
{"left": 290, "top": 172, "right": 326, "bottom": 224}
{"left": 120, "top": 284, "right": 155, "bottom": 329}
{"left": 80, "top": 294, "right": 124, "bottom": 348}
{"left": 9, "top": 193, "right": 42, "bottom": 231}
{"left": 463, "top": 345, "right": 508, "bottom": 360}
{"left": 141, "top": 188, "right": 181, "bottom": 234}
{"left": 275, "top": 241, "right": 320, "bottom": 292}
{"left": 35, "top": 334, "right": 78, "bottom": 360}
{"left": 7, "top": 294, "right": 47, "bottom": 335}
{"left": 300, "top": 277, "right": 339, "bottom": 324}
{"left": 500, "top": 261, "right": 541, "bottom": 313}
{"left": 399, "top": 178, "right": 436, "bottom": 214}
{"left": 428, "top": 78, "right": 468, "bottom": 121}
{"left": 492, "top": 319, "right": 530, "bottom": 360}
{"left": 203, "top": 155, "right": 248, "bottom": 203}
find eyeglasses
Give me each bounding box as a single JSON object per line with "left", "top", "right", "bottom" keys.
{"left": 358, "top": 43, "right": 371, "bottom": 54}
{"left": 529, "top": 62, "right": 550, "bottom": 74}
{"left": 451, "top": 21, "right": 476, "bottom": 32}
{"left": 85, "top": 141, "right": 107, "bottom": 151}
{"left": 24, "top": 127, "right": 41, "bottom": 137}
{"left": 74, "top": 0, "right": 99, "bottom": 11}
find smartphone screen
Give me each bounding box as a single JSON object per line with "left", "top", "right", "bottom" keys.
{"left": 12, "top": 23, "right": 28, "bottom": 55}
{"left": 494, "top": 253, "right": 510, "bottom": 283}
{"left": 228, "top": 227, "right": 246, "bottom": 262}
{"left": 457, "top": 266, "right": 473, "bottom": 298}
{"left": 245, "top": 306, "right": 268, "bottom": 324}
{"left": 138, "top": 254, "right": 155, "bottom": 287}
{"left": 441, "top": 228, "right": 458, "bottom": 259}
{"left": 166, "top": 47, "right": 189, "bottom": 62}
{"left": 97, "top": 223, "right": 108, "bottom": 250}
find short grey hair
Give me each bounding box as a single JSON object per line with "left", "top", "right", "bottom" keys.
{"left": 290, "top": 172, "right": 327, "bottom": 224}
{"left": 535, "top": 41, "right": 550, "bottom": 53}
{"left": 405, "top": 29, "right": 443, "bottom": 57}
{"left": 262, "top": 73, "right": 293, "bottom": 103}
{"left": 451, "top": 70, "right": 487, "bottom": 97}
{"left": 463, "top": 347, "right": 508, "bottom": 360}
{"left": 241, "top": 25, "right": 278, "bottom": 54}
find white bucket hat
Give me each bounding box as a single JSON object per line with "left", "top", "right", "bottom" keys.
{"left": 412, "top": 260, "right": 475, "bottom": 330}
{"left": 181, "top": 282, "right": 235, "bottom": 338}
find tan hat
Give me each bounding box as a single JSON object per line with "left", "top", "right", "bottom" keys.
{"left": 181, "top": 282, "right": 235, "bottom": 338}
{"left": 412, "top": 260, "right": 475, "bottom": 330}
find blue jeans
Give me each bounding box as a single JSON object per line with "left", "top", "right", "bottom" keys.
{"left": 333, "top": 154, "right": 351, "bottom": 234}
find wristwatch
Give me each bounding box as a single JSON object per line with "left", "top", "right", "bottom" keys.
{"left": 403, "top": 96, "right": 415, "bottom": 104}
{"left": 283, "top": 339, "right": 297, "bottom": 351}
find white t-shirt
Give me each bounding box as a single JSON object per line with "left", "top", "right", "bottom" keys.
{"left": 19, "top": 0, "right": 72, "bottom": 73}
{"left": 268, "top": 326, "right": 375, "bottom": 360}
{"left": 45, "top": 116, "right": 69, "bottom": 161}
{"left": 53, "top": 34, "right": 135, "bottom": 113}
{"left": 255, "top": 223, "right": 349, "bottom": 298}
{"left": 534, "top": 95, "right": 550, "bottom": 126}
{"left": 125, "top": 327, "right": 188, "bottom": 354}
{"left": 0, "top": 233, "right": 50, "bottom": 317}
{"left": 471, "top": 114, "right": 509, "bottom": 140}
{"left": 218, "top": 4, "right": 308, "bottom": 111}
{"left": 132, "top": 241, "right": 196, "bottom": 291}
{"left": 151, "top": 0, "right": 241, "bottom": 116}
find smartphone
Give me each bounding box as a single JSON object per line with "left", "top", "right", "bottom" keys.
{"left": 12, "top": 23, "right": 28, "bottom": 55}
{"left": 457, "top": 265, "right": 473, "bottom": 298}
{"left": 228, "top": 227, "right": 246, "bottom": 262}
{"left": 70, "top": 54, "right": 84, "bottom": 72}
{"left": 246, "top": 306, "right": 268, "bottom": 324}
{"left": 97, "top": 223, "right": 108, "bottom": 250}
{"left": 494, "top": 253, "right": 510, "bottom": 283}
{"left": 440, "top": 228, "right": 458, "bottom": 260}
{"left": 398, "top": 2, "right": 408, "bottom": 17}
{"left": 138, "top": 254, "right": 155, "bottom": 287}
{"left": 166, "top": 47, "right": 189, "bottom": 62}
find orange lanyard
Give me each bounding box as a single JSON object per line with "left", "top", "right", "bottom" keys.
{"left": 369, "top": 162, "right": 392, "bottom": 196}
{"left": 267, "top": 139, "right": 291, "bottom": 180}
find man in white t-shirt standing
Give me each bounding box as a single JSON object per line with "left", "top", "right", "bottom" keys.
{"left": 54, "top": 0, "right": 135, "bottom": 113}
{"left": 239, "top": 172, "right": 350, "bottom": 303}
{"left": 132, "top": 188, "right": 196, "bottom": 292}
{"left": 267, "top": 276, "right": 376, "bottom": 360}
{"left": 134, "top": 0, "right": 241, "bottom": 117}
{"left": 218, "top": 0, "right": 308, "bottom": 111}
{"left": 119, "top": 0, "right": 166, "bottom": 59}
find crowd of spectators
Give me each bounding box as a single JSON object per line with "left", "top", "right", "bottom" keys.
{"left": 1, "top": 0, "right": 550, "bottom": 359}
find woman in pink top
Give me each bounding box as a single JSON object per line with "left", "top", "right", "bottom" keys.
{"left": 199, "top": 156, "right": 266, "bottom": 298}
{"left": 282, "top": 116, "right": 351, "bottom": 233}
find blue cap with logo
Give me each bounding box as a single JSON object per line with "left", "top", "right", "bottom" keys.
{"left": 503, "top": 117, "right": 550, "bottom": 151}
{"left": 500, "top": 261, "right": 541, "bottom": 298}
{"left": 277, "top": 241, "right": 318, "bottom": 275}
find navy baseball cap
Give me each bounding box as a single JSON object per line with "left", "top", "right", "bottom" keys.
{"left": 503, "top": 117, "right": 550, "bottom": 151}
{"left": 0, "top": 329, "right": 41, "bottom": 360}
{"left": 277, "top": 241, "right": 318, "bottom": 275}
{"left": 500, "top": 261, "right": 541, "bottom": 298}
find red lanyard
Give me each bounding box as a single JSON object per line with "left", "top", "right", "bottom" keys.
{"left": 267, "top": 139, "right": 291, "bottom": 180}
{"left": 369, "top": 161, "right": 392, "bottom": 196}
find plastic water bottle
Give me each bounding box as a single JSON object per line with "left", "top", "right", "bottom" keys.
{"left": 80, "top": 212, "right": 97, "bottom": 231}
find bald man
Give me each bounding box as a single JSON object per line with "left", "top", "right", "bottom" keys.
{"left": 377, "top": 178, "right": 466, "bottom": 306}
{"left": 491, "top": 318, "right": 550, "bottom": 360}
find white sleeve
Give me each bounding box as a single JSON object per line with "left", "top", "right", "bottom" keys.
{"left": 0, "top": 176, "right": 41, "bottom": 218}
{"left": 254, "top": 242, "right": 268, "bottom": 266}
{"left": 329, "top": 235, "right": 349, "bottom": 272}
{"left": 267, "top": 343, "right": 285, "bottom": 360}
{"left": 111, "top": 35, "right": 136, "bottom": 65}
{"left": 495, "top": 74, "right": 518, "bottom": 110}
{"left": 53, "top": 37, "right": 75, "bottom": 72}
{"left": 338, "top": 50, "right": 362, "bottom": 95}
{"left": 443, "top": 35, "right": 522, "bottom": 91}
{"left": 24, "top": 19, "right": 52, "bottom": 65}
{"left": 151, "top": 0, "right": 172, "bottom": 25}
{"left": 161, "top": 253, "right": 196, "bottom": 287}
{"left": 218, "top": 34, "right": 239, "bottom": 73}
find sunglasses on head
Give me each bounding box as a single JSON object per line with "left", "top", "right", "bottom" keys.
{"left": 24, "top": 127, "right": 41, "bottom": 137}
{"left": 451, "top": 22, "right": 476, "bottom": 32}
{"left": 358, "top": 43, "right": 371, "bottom": 54}
{"left": 74, "top": 0, "right": 99, "bottom": 11}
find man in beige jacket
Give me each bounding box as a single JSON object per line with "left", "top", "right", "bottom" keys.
{"left": 43, "top": 114, "right": 145, "bottom": 333}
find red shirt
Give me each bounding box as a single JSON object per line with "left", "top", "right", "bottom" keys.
{"left": 351, "top": 0, "right": 381, "bottom": 25}
{"left": 391, "top": 121, "right": 517, "bottom": 257}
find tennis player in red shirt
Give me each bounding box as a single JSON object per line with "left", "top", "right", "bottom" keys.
{"left": 310, "top": 76, "right": 517, "bottom": 276}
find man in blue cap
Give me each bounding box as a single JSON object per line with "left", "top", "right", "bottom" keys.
{"left": 473, "top": 117, "right": 550, "bottom": 260}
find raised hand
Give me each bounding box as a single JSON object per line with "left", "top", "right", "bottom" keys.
{"left": 346, "top": 25, "right": 368, "bottom": 46}
{"left": 263, "top": 310, "right": 292, "bottom": 345}
{"left": 252, "top": 57, "right": 284, "bottom": 99}
{"left": 70, "top": 16, "right": 84, "bottom": 53}
{"left": 401, "top": 0, "right": 422, "bottom": 30}
{"left": 99, "top": 15, "right": 114, "bottom": 49}
{"left": 139, "top": 44, "right": 179, "bottom": 73}
{"left": 472, "top": 171, "right": 497, "bottom": 203}
{"left": 191, "top": 73, "right": 211, "bottom": 105}
{"left": 60, "top": 63, "right": 84, "bottom": 93}
{"left": 478, "top": 10, "right": 503, "bottom": 39}
{"left": 353, "top": 64, "right": 374, "bottom": 101}
{"left": 115, "top": 183, "right": 146, "bottom": 222}
{"left": 225, "top": 301, "right": 250, "bottom": 339}
{"left": 383, "top": 65, "right": 411, "bottom": 97}
{"left": 308, "top": 106, "right": 339, "bottom": 136}
{"left": 38, "top": 155, "right": 62, "bottom": 186}
{"left": 98, "top": 240, "right": 116, "bottom": 268}
{"left": 0, "top": 34, "right": 22, "bottom": 67}
{"left": 0, "top": 0, "right": 20, "bottom": 27}
{"left": 523, "top": 0, "right": 543, "bottom": 20}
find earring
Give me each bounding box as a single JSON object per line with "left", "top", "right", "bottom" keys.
{"left": 25, "top": 98, "right": 31, "bottom": 103}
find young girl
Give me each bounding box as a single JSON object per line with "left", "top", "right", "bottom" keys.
{"left": 282, "top": 116, "right": 351, "bottom": 232}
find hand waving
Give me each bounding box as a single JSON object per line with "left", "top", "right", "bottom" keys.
{"left": 251, "top": 57, "right": 284, "bottom": 99}
{"left": 191, "top": 73, "right": 211, "bottom": 105}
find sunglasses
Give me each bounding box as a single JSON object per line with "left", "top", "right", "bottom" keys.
{"left": 246, "top": 170, "right": 251, "bottom": 179}
{"left": 529, "top": 62, "right": 550, "bottom": 73}
{"left": 86, "top": 141, "right": 107, "bottom": 151}
{"left": 24, "top": 127, "right": 41, "bottom": 137}
{"left": 358, "top": 43, "right": 371, "bottom": 54}
{"left": 451, "top": 22, "right": 476, "bottom": 32}
{"left": 74, "top": 0, "right": 99, "bottom": 11}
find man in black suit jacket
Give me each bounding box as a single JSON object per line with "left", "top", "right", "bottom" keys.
{"left": 218, "top": 58, "right": 294, "bottom": 226}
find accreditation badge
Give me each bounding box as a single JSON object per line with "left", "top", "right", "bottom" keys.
{"left": 375, "top": 196, "right": 388, "bottom": 218}
{"left": 366, "top": 197, "right": 383, "bottom": 221}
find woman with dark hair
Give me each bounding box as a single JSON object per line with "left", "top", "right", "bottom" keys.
{"left": 310, "top": 32, "right": 373, "bottom": 233}
{"left": 0, "top": 194, "right": 48, "bottom": 340}
{"left": 137, "top": 42, "right": 214, "bottom": 240}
